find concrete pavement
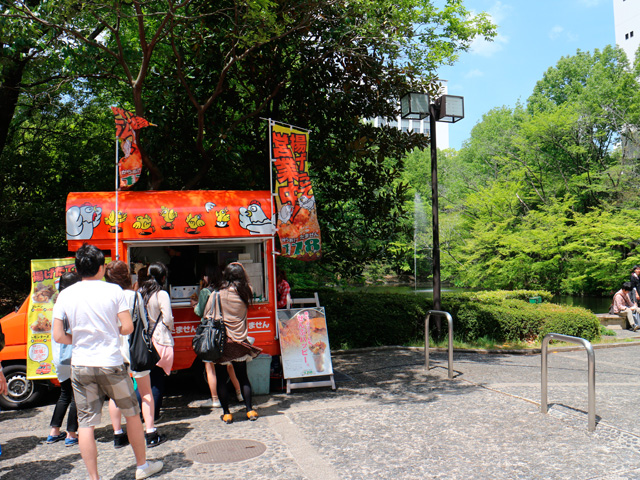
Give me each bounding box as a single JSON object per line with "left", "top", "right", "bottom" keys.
{"left": 2, "top": 338, "right": 640, "bottom": 479}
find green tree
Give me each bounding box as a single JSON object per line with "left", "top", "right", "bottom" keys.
{"left": 0, "top": 0, "right": 496, "bottom": 297}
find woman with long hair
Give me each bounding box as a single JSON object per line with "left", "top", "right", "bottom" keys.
{"left": 139, "top": 262, "right": 174, "bottom": 423}
{"left": 104, "top": 261, "right": 166, "bottom": 448}
{"left": 46, "top": 271, "right": 81, "bottom": 446}
{"left": 191, "top": 265, "right": 242, "bottom": 408}
{"left": 209, "top": 262, "right": 261, "bottom": 424}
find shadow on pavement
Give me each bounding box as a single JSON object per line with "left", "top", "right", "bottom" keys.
{"left": 0, "top": 453, "right": 81, "bottom": 479}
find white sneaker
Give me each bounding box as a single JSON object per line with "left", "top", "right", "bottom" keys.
{"left": 212, "top": 397, "right": 222, "bottom": 407}
{"left": 236, "top": 391, "right": 243, "bottom": 402}
{"left": 135, "top": 460, "right": 163, "bottom": 479}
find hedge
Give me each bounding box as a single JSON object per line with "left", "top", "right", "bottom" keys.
{"left": 295, "top": 289, "right": 601, "bottom": 349}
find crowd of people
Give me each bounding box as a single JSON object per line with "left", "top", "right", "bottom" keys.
{"left": 35, "top": 243, "right": 265, "bottom": 480}
{"left": 610, "top": 265, "right": 640, "bottom": 331}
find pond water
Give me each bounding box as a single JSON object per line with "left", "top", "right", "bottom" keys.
{"left": 344, "top": 286, "right": 611, "bottom": 314}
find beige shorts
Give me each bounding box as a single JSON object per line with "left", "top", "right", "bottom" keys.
{"left": 71, "top": 365, "right": 140, "bottom": 427}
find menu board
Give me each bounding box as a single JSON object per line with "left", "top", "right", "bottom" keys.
{"left": 276, "top": 307, "right": 333, "bottom": 379}
{"left": 27, "top": 258, "right": 76, "bottom": 379}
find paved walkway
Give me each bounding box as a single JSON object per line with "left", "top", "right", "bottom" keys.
{"left": 2, "top": 336, "right": 640, "bottom": 480}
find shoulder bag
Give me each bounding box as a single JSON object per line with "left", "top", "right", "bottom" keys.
{"left": 192, "top": 291, "right": 227, "bottom": 362}
{"left": 129, "top": 293, "right": 161, "bottom": 372}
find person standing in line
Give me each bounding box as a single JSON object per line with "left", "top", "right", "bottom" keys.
{"left": 630, "top": 265, "right": 640, "bottom": 304}
{"left": 276, "top": 267, "right": 291, "bottom": 309}
{"left": 611, "top": 282, "right": 640, "bottom": 331}
{"left": 191, "top": 265, "right": 243, "bottom": 407}
{"left": 139, "top": 262, "right": 174, "bottom": 421}
{"left": 52, "top": 244, "right": 163, "bottom": 480}
{"left": 105, "top": 261, "right": 166, "bottom": 449}
{"left": 46, "top": 271, "right": 82, "bottom": 446}
{"left": 210, "top": 262, "right": 262, "bottom": 424}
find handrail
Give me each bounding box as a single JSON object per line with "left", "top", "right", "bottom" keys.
{"left": 425, "top": 310, "right": 454, "bottom": 379}
{"left": 541, "top": 333, "right": 596, "bottom": 432}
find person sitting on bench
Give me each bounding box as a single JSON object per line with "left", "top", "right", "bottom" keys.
{"left": 611, "top": 282, "right": 640, "bottom": 331}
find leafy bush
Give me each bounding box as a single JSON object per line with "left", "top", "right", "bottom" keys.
{"left": 537, "top": 303, "right": 601, "bottom": 341}
{"left": 293, "top": 289, "right": 600, "bottom": 349}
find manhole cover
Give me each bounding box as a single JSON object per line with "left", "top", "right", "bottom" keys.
{"left": 185, "top": 439, "right": 267, "bottom": 464}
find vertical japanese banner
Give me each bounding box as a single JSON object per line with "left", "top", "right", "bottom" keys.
{"left": 26, "top": 258, "right": 76, "bottom": 380}
{"left": 276, "top": 307, "right": 333, "bottom": 379}
{"left": 271, "top": 123, "right": 322, "bottom": 260}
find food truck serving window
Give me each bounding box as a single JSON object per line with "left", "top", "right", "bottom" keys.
{"left": 126, "top": 240, "right": 269, "bottom": 305}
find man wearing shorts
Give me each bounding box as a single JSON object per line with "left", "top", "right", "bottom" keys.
{"left": 53, "top": 244, "right": 163, "bottom": 480}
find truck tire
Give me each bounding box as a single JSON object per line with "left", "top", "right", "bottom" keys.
{"left": 0, "top": 364, "right": 47, "bottom": 409}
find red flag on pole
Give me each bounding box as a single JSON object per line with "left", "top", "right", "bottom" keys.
{"left": 111, "top": 107, "right": 153, "bottom": 188}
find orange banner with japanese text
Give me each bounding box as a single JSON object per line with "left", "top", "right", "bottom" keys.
{"left": 271, "top": 123, "right": 321, "bottom": 260}
{"left": 26, "top": 258, "right": 76, "bottom": 380}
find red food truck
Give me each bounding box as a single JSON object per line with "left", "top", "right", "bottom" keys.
{"left": 0, "top": 190, "right": 280, "bottom": 408}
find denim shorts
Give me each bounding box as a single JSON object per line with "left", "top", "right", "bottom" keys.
{"left": 71, "top": 365, "right": 140, "bottom": 427}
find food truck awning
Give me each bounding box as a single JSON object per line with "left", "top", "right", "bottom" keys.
{"left": 65, "top": 190, "right": 275, "bottom": 249}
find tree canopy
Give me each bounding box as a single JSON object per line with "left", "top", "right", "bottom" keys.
{"left": 401, "top": 45, "right": 640, "bottom": 295}
{"left": 0, "top": 0, "right": 495, "bottom": 298}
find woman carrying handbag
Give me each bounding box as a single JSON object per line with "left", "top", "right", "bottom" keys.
{"left": 208, "top": 262, "right": 261, "bottom": 424}
{"left": 105, "top": 261, "right": 166, "bottom": 448}
{"left": 192, "top": 265, "right": 243, "bottom": 407}
{"left": 139, "top": 262, "right": 174, "bottom": 424}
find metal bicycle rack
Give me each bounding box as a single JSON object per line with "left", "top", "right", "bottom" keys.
{"left": 425, "top": 310, "right": 454, "bottom": 379}
{"left": 541, "top": 333, "right": 596, "bottom": 432}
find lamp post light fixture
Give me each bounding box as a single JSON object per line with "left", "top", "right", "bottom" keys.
{"left": 401, "top": 92, "right": 465, "bottom": 311}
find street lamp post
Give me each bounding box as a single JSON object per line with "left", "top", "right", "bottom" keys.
{"left": 401, "top": 92, "right": 464, "bottom": 311}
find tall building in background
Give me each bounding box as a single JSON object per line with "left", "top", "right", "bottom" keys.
{"left": 614, "top": 0, "right": 640, "bottom": 65}
{"left": 370, "top": 81, "right": 450, "bottom": 150}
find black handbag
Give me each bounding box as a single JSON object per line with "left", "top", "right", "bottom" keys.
{"left": 128, "top": 293, "right": 161, "bottom": 372}
{"left": 192, "top": 291, "right": 227, "bottom": 362}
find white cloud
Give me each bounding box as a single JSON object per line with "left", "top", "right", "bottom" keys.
{"left": 468, "top": 1, "right": 512, "bottom": 58}
{"left": 549, "top": 25, "right": 579, "bottom": 42}
{"left": 549, "top": 25, "right": 564, "bottom": 40}
{"left": 465, "top": 69, "right": 484, "bottom": 79}
{"left": 470, "top": 33, "right": 509, "bottom": 57}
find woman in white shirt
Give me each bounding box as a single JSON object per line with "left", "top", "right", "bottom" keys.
{"left": 139, "top": 262, "right": 174, "bottom": 422}
{"left": 105, "top": 261, "right": 166, "bottom": 448}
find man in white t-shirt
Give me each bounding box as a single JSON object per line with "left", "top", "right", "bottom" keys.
{"left": 53, "top": 244, "right": 163, "bottom": 480}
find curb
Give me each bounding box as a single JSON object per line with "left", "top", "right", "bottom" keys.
{"left": 331, "top": 340, "right": 640, "bottom": 356}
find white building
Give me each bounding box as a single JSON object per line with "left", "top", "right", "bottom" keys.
{"left": 614, "top": 0, "right": 640, "bottom": 65}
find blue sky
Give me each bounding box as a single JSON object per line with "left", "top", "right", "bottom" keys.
{"left": 439, "top": 0, "right": 615, "bottom": 150}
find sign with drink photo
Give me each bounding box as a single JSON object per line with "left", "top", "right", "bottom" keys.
{"left": 276, "top": 307, "right": 333, "bottom": 379}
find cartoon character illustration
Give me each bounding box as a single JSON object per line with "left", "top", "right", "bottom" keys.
{"left": 185, "top": 213, "right": 205, "bottom": 234}
{"left": 132, "top": 214, "right": 155, "bottom": 235}
{"left": 159, "top": 206, "right": 178, "bottom": 230}
{"left": 239, "top": 200, "right": 276, "bottom": 235}
{"left": 104, "top": 210, "right": 127, "bottom": 233}
{"left": 205, "top": 202, "right": 216, "bottom": 212}
{"left": 279, "top": 202, "right": 294, "bottom": 224}
{"left": 66, "top": 203, "right": 102, "bottom": 240}
{"left": 299, "top": 195, "right": 316, "bottom": 212}
{"left": 215, "top": 208, "right": 230, "bottom": 228}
